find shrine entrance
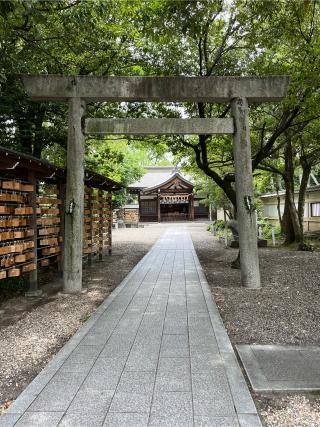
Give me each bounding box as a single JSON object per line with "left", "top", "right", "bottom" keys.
{"left": 160, "top": 199, "right": 189, "bottom": 222}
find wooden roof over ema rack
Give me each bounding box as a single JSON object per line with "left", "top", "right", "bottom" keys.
{"left": 0, "top": 146, "right": 121, "bottom": 191}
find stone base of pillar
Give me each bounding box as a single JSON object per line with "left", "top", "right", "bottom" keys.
{"left": 25, "top": 290, "right": 43, "bottom": 298}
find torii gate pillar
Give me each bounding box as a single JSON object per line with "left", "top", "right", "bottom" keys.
{"left": 64, "top": 97, "right": 86, "bottom": 293}
{"left": 232, "top": 97, "right": 260, "bottom": 288}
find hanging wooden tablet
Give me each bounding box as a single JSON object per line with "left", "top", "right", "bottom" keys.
{"left": 8, "top": 268, "right": 20, "bottom": 277}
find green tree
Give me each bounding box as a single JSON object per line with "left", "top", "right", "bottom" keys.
{"left": 0, "top": 0, "right": 143, "bottom": 155}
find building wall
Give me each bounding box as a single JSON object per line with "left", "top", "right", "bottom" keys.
{"left": 194, "top": 201, "right": 209, "bottom": 219}
{"left": 140, "top": 197, "right": 158, "bottom": 222}
{"left": 261, "top": 191, "right": 320, "bottom": 231}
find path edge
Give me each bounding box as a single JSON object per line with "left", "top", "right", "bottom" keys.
{"left": 191, "top": 248, "right": 262, "bottom": 427}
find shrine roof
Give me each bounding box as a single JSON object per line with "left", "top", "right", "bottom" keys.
{"left": 129, "top": 166, "right": 194, "bottom": 192}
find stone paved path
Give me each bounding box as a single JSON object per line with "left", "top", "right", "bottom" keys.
{"left": 1, "top": 227, "right": 261, "bottom": 427}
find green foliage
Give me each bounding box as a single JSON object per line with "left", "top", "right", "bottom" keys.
{"left": 257, "top": 218, "right": 282, "bottom": 240}
{"left": 213, "top": 219, "right": 226, "bottom": 230}
{"left": 85, "top": 138, "right": 156, "bottom": 207}
{"left": 0, "top": 0, "right": 320, "bottom": 218}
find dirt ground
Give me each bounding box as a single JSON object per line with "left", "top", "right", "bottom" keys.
{"left": 1, "top": 222, "right": 320, "bottom": 426}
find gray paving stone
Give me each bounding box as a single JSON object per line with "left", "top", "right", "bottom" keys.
{"left": 136, "top": 325, "right": 164, "bottom": 337}
{"left": 191, "top": 354, "right": 222, "bottom": 373}
{"left": 194, "top": 416, "right": 239, "bottom": 427}
{"left": 125, "top": 353, "right": 159, "bottom": 371}
{"left": 116, "top": 371, "right": 155, "bottom": 394}
{"left": 237, "top": 344, "right": 320, "bottom": 393}
{"left": 192, "top": 370, "right": 236, "bottom": 417}
{"left": 28, "top": 372, "right": 85, "bottom": 412}
{"left": 190, "top": 342, "right": 219, "bottom": 356}
{"left": 222, "top": 352, "right": 257, "bottom": 415}
{"left": 193, "top": 395, "right": 236, "bottom": 418}
{"left": 67, "top": 386, "right": 114, "bottom": 413}
{"left": 91, "top": 356, "right": 127, "bottom": 373}
{"left": 149, "top": 392, "right": 193, "bottom": 427}
{"left": 163, "top": 317, "right": 188, "bottom": 335}
{"left": 189, "top": 322, "right": 215, "bottom": 334}
{"left": 160, "top": 334, "right": 189, "bottom": 358}
{"left": 82, "top": 370, "right": 121, "bottom": 391}
{"left": 109, "top": 391, "right": 152, "bottom": 413}
{"left": 192, "top": 367, "right": 230, "bottom": 391}
{"left": 101, "top": 334, "right": 135, "bottom": 357}
{"left": 238, "top": 414, "right": 262, "bottom": 427}
{"left": 5, "top": 391, "right": 38, "bottom": 416}
{"left": 133, "top": 331, "right": 162, "bottom": 346}
{"left": 189, "top": 332, "right": 217, "bottom": 345}
{"left": 155, "top": 357, "right": 191, "bottom": 392}
{"left": 138, "top": 317, "right": 165, "bottom": 329}
{"left": 131, "top": 341, "right": 161, "bottom": 354}
{"left": 59, "top": 345, "right": 102, "bottom": 373}
{"left": 15, "top": 412, "right": 64, "bottom": 426}
{"left": 103, "top": 412, "right": 149, "bottom": 426}
{"left": 59, "top": 412, "right": 106, "bottom": 426}
{"left": 157, "top": 356, "right": 190, "bottom": 372}
{"left": 0, "top": 414, "right": 21, "bottom": 427}
{"left": 80, "top": 332, "right": 112, "bottom": 346}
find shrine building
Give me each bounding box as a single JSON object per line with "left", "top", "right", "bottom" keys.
{"left": 129, "top": 166, "right": 209, "bottom": 222}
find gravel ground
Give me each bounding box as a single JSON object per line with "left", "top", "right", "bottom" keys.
{"left": 189, "top": 223, "right": 320, "bottom": 427}
{"left": 0, "top": 224, "right": 168, "bottom": 410}
{"left": 189, "top": 226, "right": 320, "bottom": 345}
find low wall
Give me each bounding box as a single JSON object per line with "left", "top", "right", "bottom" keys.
{"left": 122, "top": 208, "right": 139, "bottom": 224}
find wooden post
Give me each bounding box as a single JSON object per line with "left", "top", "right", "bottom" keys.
{"left": 63, "top": 97, "right": 86, "bottom": 293}
{"left": 138, "top": 193, "right": 141, "bottom": 222}
{"left": 87, "top": 187, "right": 93, "bottom": 266}
{"left": 108, "top": 191, "right": 112, "bottom": 255}
{"left": 57, "top": 181, "right": 66, "bottom": 277}
{"left": 189, "top": 194, "right": 194, "bottom": 221}
{"left": 231, "top": 97, "right": 261, "bottom": 288}
{"left": 26, "top": 171, "right": 41, "bottom": 296}
{"left": 98, "top": 190, "right": 103, "bottom": 261}
{"left": 157, "top": 192, "right": 161, "bottom": 222}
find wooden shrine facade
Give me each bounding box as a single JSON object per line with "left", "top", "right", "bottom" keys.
{"left": 0, "top": 147, "right": 120, "bottom": 291}
{"left": 130, "top": 167, "right": 208, "bottom": 222}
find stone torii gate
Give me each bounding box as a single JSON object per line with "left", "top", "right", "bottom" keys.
{"left": 22, "top": 75, "right": 290, "bottom": 292}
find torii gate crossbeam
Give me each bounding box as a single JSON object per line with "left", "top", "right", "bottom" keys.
{"left": 85, "top": 118, "right": 234, "bottom": 135}
{"left": 22, "top": 75, "right": 290, "bottom": 292}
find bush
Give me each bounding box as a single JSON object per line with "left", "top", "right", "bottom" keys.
{"left": 257, "top": 218, "right": 282, "bottom": 240}
{"left": 213, "top": 219, "right": 225, "bottom": 230}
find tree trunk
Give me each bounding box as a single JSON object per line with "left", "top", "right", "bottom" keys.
{"left": 33, "top": 104, "right": 47, "bottom": 158}
{"left": 282, "top": 140, "right": 302, "bottom": 244}
{"left": 297, "top": 159, "right": 311, "bottom": 241}
{"left": 274, "top": 174, "right": 283, "bottom": 229}
{"left": 282, "top": 195, "right": 295, "bottom": 243}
